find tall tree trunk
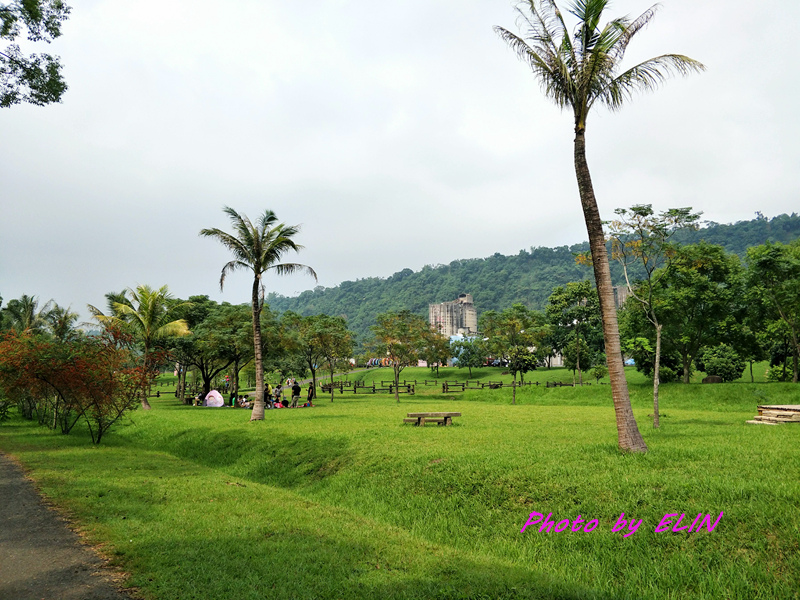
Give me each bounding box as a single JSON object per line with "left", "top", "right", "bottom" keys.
{"left": 574, "top": 128, "right": 647, "bottom": 452}
{"left": 682, "top": 351, "right": 691, "bottom": 384}
{"left": 653, "top": 323, "right": 662, "bottom": 428}
{"left": 311, "top": 366, "right": 318, "bottom": 399}
{"left": 141, "top": 344, "right": 152, "bottom": 410}
{"left": 233, "top": 358, "right": 240, "bottom": 403}
{"left": 394, "top": 363, "right": 401, "bottom": 403}
{"left": 576, "top": 324, "right": 582, "bottom": 386}
{"left": 180, "top": 365, "right": 188, "bottom": 404}
{"left": 512, "top": 374, "right": 517, "bottom": 405}
{"left": 330, "top": 364, "right": 336, "bottom": 402}
{"left": 250, "top": 277, "right": 266, "bottom": 421}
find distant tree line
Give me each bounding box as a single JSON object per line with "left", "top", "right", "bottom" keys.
{"left": 266, "top": 214, "right": 800, "bottom": 343}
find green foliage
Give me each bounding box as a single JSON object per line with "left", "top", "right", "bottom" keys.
{"left": 0, "top": 0, "right": 70, "bottom": 107}
{"left": 746, "top": 240, "right": 800, "bottom": 382}
{"left": 561, "top": 334, "right": 594, "bottom": 374}
{"left": 766, "top": 365, "right": 791, "bottom": 382}
{"left": 450, "top": 336, "right": 485, "bottom": 377}
{"left": 696, "top": 344, "right": 745, "bottom": 383}
{"left": 591, "top": 362, "right": 607, "bottom": 383}
{"left": 369, "top": 310, "right": 429, "bottom": 400}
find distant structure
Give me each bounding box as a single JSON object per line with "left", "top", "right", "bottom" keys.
{"left": 613, "top": 285, "right": 631, "bottom": 310}
{"left": 429, "top": 294, "right": 478, "bottom": 337}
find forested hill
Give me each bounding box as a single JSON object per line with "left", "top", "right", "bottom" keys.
{"left": 266, "top": 213, "right": 800, "bottom": 341}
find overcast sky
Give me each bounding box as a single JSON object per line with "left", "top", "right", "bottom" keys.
{"left": 2, "top": 0, "right": 798, "bottom": 319}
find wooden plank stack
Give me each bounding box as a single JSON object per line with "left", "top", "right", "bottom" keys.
{"left": 746, "top": 405, "right": 800, "bottom": 425}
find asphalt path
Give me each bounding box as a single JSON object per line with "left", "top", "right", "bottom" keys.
{"left": 0, "top": 452, "right": 134, "bottom": 600}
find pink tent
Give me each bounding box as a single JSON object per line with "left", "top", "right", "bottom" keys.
{"left": 204, "top": 390, "right": 224, "bottom": 407}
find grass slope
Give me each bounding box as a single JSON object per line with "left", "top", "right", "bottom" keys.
{"left": 0, "top": 371, "right": 798, "bottom": 599}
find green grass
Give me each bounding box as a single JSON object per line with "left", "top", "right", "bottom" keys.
{"left": 0, "top": 374, "right": 798, "bottom": 599}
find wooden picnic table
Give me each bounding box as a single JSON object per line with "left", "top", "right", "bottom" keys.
{"left": 404, "top": 412, "right": 461, "bottom": 426}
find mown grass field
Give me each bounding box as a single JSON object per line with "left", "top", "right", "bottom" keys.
{"left": 0, "top": 367, "right": 798, "bottom": 599}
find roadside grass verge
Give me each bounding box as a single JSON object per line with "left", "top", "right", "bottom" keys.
{"left": 0, "top": 378, "right": 798, "bottom": 599}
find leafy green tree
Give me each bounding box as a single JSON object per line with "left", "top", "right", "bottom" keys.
{"left": 651, "top": 243, "right": 742, "bottom": 383}
{"left": 421, "top": 328, "right": 451, "bottom": 376}
{"left": 369, "top": 310, "right": 429, "bottom": 402}
{"left": 607, "top": 204, "right": 700, "bottom": 426}
{"left": 317, "top": 316, "right": 356, "bottom": 402}
{"left": 481, "top": 304, "right": 548, "bottom": 403}
{"left": 562, "top": 334, "right": 594, "bottom": 382}
{"left": 546, "top": 281, "right": 601, "bottom": 385}
{"left": 189, "top": 303, "right": 253, "bottom": 397}
{"left": 1, "top": 0, "right": 70, "bottom": 107}
{"left": 200, "top": 207, "right": 317, "bottom": 420}
{"left": 495, "top": 0, "right": 704, "bottom": 452}
{"left": 90, "top": 285, "right": 190, "bottom": 409}
{"left": 696, "top": 344, "right": 745, "bottom": 383}
{"left": 281, "top": 312, "right": 327, "bottom": 398}
{"left": 746, "top": 240, "right": 800, "bottom": 382}
{"left": 592, "top": 361, "right": 608, "bottom": 384}
{"left": 451, "top": 336, "right": 486, "bottom": 378}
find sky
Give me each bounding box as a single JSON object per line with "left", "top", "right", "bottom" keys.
{"left": 2, "top": 0, "right": 798, "bottom": 320}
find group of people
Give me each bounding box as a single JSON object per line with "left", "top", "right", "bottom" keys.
{"left": 193, "top": 378, "right": 315, "bottom": 409}
{"left": 265, "top": 378, "right": 314, "bottom": 409}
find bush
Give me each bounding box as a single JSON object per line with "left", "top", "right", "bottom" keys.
{"left": 766, "top": 366, "right": 791, "bottom": 382}
{"left": 657, "top": 365, "right": 678, "bottom": 383}
{"left": 696, "top": 344, "right": 745, "bottom": 383}
{"left": 0, "top": 398, "right": 10, "bottom": 422}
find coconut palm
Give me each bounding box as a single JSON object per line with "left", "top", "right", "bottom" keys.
{"left": 495, "top": 0, "right": 704, "bottom": 452}
{"left": 90, "top": 285, "right": 190, "bottom": 410}
{"left": 2, "top": 294, "right": 51, "bottom": 334}
{"left": 200, "top": 207, "right": 317, "bottom": 421}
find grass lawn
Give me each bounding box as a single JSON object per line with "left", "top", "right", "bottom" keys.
{"left": 0, "top": 368, "right": 798, "bottom": 599}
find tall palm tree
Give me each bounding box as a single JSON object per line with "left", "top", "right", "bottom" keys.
{"left": 495, "top": 0, "right": 704, "bottom": 452}
{"left": 90, "top": 285, "right": 190, "bottom": 410}
{"left": 200, "top": 207, "right": 317, "bottom": 421}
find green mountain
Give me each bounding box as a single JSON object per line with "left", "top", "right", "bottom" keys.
{"left": 266, "top": 213, "right": 800, "bottom": 342}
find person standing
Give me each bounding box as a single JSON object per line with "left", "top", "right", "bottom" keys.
{"left": 264, "top": 382, "right": 274, "bottom": 409}
{"left": 291, "top": 381, "right": 301, "bottom": 408}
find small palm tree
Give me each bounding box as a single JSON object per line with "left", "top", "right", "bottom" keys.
{"left": 200, "top": 207, "right": 317, "bottom": 421}
{"left": 495, "top": 0, "right": 704, "bottom": 452}
{"left": 90, "top": 285, "right": 190, "bottom": 409}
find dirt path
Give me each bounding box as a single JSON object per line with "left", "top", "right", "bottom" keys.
{"left": 0, "top": 452, "right": 135, "bottom": 600}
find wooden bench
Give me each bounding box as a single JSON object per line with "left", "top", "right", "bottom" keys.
{"left": 405, "top": 412, "right": 461, "bottom": 426}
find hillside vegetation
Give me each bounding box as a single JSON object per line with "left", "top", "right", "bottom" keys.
{"left": 267, "top": 213, "right": 800, "bottom": 341}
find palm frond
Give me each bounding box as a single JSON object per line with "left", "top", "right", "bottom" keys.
{"left": 271, "top": 263, "right": 318, "bottom": 282}
{"left": 601, "top": 54, "right": 705, "bottom": 111}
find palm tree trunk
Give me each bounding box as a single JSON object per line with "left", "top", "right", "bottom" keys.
{"left": 574, "top": 128, "right": 647, "bottom": 452}
{"left": 250, "top": 277, "right": 266, "bottom": 421}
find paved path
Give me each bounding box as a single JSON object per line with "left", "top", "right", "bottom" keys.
{"left": 0, "top": 452, "right": 134, "bottom": 600}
